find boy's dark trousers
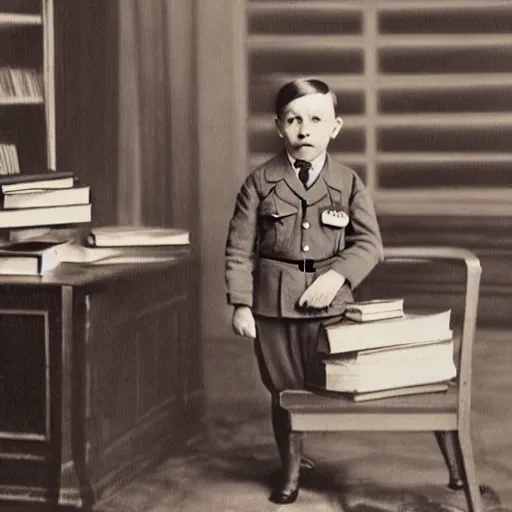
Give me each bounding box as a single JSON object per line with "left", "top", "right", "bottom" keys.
{"left": 253, "top": 315, "right": 339, "bottom": 479}
{"left": 253, "top": 315, "right": 465, "bottom": 488}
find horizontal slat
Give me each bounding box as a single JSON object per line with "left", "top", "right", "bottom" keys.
{"left": 0, "top": 97, "right": 43, "bottom": 105}
{"left": 378, "top": 0, "right": 511, "bottom": 11}
{"left": 375, "top": 189, "right": 512, "bottom": 217}
{"left": 377, "top": 113, "right": 512, "bottom": 127}
{"left": 248, "top": 1, "right": 363, "bottom": 13}
{"left": 378, "top": 74, "right": 512, "bottom": 88}
{"left": 379, "top": 34, "right": 512, "bottom": 48}
{"left": 249, "top": 34, "right": 365, "bottom": 50}
{"left": 377, "top": 188, "right": 512, "bottom": 203}
{"left": 249, "top": 151, "right": 367, "bottom": 168}
{"left": 376, "top": 153, "right": 512, "bottom": 163}
{"left": 0, "top": 13, "right": 42, "bottom": 25}
{"left": 250, "top": 35, "right": 512, "bottom": 51}
{"left": 253, "top": 73, "right": 512, "bottom": 90}
{"left": 251, "top": 74, "right": 367, "bottom": 91}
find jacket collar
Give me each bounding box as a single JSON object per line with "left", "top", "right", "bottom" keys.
{"left": 264, "top": 152, "right": 343, "bottom": 205}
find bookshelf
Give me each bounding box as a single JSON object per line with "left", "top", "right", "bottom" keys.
{"left": 0, "top": 0, "right": 54, "bottom": 176}
{"left": 247, "top": 0, "right": 512, "bottom": 217}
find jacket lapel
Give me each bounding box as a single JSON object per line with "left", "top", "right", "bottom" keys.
{"left": 264, "top": 152, "right": 344, "bottom": 206}
{"left": 264, "top": 152, "right": 305, "bottom": 203}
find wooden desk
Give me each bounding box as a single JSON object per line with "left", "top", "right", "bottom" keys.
{"left": 0, "top": 254, "right": 204, "bottom": 510}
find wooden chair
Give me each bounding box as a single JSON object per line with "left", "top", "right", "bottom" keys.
{"left": 279, "top": 246, "right": 483, "bottom": 512}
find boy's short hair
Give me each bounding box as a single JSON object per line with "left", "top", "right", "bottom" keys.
{"left": 275, "top": 78, "right": 338, "bottom": 118}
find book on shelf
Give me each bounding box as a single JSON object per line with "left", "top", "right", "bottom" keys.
{"left": 318, "top": 309, "right": 452, "bottom": 355}
{"left": 0, "top": 144, "right": 20, "bottom": 176}
{"left": 0, "top": 239, "right": 72, "bottom": 276}
{"left": 307, "top": 382, "right": 450, "bottom": 403}
{"left": 0, "top": 203, "right": 91, "bottom": 229}
{"left": 84, "top": 226, "right": 190, "bottom": 247}
{"left": 0, "top": 66, "right": 43, "bottom": 99}
{"left": 1, "top": 185, "right": 90, "bottom": 209}
{"left": 0, "top": 171, "right": 75, "bottom": 193}
{"left": 310, "top": 337, "right": 456, "bottom": 393}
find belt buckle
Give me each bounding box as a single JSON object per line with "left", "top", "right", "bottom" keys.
{"left": 299, "top": 259, "right": 315, "bottom": 272}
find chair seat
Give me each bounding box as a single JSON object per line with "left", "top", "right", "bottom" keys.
{"left": 280, "top": 387, "right": 458, "bottom": 432}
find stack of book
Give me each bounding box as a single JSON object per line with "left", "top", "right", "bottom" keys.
{"left": 0, "top": 171, "right": 91, "bottom": 230}
{"left": 0, "top": 171, "right": 92, "bottom": 275}
{"left": 309, "top": 299, "right": 457, "bottom": 402}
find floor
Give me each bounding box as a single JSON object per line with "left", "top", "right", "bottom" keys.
{"left": 96, "top": 328, "right": 512, "bottom": 512}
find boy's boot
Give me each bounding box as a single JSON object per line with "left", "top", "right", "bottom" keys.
{"left": 269, "top": 431, "right": 302, "bottom": 504}
{"left": 272, "top": 402, "right": 314, "bottom": 473}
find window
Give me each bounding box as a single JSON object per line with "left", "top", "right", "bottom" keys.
{"left": 247, "top": 0, "right": 512, "bottom": 216}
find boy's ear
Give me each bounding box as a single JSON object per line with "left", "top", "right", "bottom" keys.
{"left": 330, "top": 117, "right": 343, "bottom": 139}
{"left": 274, "top": 116, "right": 284, "bottom": 139}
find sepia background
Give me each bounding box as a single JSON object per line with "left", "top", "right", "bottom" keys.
{"left": 44, "top": 0, "right": 512, "bottom": 509}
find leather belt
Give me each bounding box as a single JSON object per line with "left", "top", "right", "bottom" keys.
{"left": 260, "top": 255, "right": 330, "bottom": 273}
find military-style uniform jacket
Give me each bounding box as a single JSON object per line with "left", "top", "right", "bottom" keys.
{"left": 225, "top": 152, "right": 384, "bottom": 319}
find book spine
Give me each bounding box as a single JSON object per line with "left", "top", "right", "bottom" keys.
{"left": 0, "top": 171, "right": 75, "bottom": 186}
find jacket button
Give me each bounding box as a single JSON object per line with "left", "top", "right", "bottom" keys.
{"left": 302, "top": 221, "right": 310, "bottom": 229}
{"left": 303, "top": 245, "right": 310, "bottom": 252}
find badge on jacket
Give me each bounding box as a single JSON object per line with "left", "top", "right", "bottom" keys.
{"left": 321, "top": 209, "right": 350, "bottom": 228}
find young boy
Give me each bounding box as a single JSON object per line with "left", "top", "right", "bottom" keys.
{"left": 225, "top": 78, "right": 384, "bottom": 503}
{"left": 226, "top": 78, "right": 471, "bottom": 504}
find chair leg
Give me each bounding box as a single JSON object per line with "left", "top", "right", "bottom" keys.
{"left": 457, "top": 430, "right": 484, "bottom": 512}
{"left": 434, "top": 431, "right": 463, "bottom": 487}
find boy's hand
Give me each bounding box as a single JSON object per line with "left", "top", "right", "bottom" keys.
{"left": 232, "top": 305, "right": 257, "bottom": 338}
{"left": 298, "top": 269, "right": 346, "bottom": 309}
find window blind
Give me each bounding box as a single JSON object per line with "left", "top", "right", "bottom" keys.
{"left": 247, "top": 0, "right": 512, "bottom": 216}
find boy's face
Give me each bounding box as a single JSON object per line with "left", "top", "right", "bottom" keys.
{"left": 275, "top": 92, "right": 343, "bottom": 162}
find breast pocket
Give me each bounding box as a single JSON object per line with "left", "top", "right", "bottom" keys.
{"left": 318, "top": 207, "right": 349, "bottom": 252}
{"left": 258, "top": 196, "right": 299, "bottom": 252}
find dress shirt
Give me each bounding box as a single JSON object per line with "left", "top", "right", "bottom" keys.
{"left": 287, "top": 152, "right": 327, "bottom": 189}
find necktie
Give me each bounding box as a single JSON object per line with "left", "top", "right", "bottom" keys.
{"left": 294, "top": 159, "right": 312, "bottom": 187}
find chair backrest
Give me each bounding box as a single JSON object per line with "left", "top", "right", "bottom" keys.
{"left": 361, "top": 247, "right": 482, "bottom": 426}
